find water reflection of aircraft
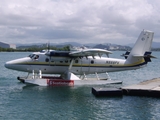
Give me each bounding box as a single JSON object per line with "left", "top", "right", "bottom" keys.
{"left": 5, "top": 30, "right": 155, "bottom": 86}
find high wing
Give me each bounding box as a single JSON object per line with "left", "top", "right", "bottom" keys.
{"left": 44, "top": 48, "right": 112, "bottom": 58}
{"left": 69, "top": 48, "right": 112, "bottom": 58}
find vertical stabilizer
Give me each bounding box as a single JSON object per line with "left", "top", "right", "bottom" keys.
{"left": 126, "top": 30, "right": 154, "bottom": 64}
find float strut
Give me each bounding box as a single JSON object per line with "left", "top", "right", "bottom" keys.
{"left": 32, "top": 70, "right": 35, "bottom": 79}
{"left": 95, "top": 72, "right": 100, "bottom": 80}
{"left": 39, "top": 70, "right": 42, "bottom": 78}
{"left": 106, "top": 72, "right": 111, "bottom": 80}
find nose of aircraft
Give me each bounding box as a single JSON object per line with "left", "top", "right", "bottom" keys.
{"left": 5, "top": 61, "right": 12, "bottom": 69}
{"left": 4, "top": 57, "right": 30, "bottom": 70}
{"left": 5, "top": 59, "right": 21, "bottom": 70}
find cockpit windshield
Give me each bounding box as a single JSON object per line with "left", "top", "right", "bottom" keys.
{"left": 28, "top": 54, "right": 35, "bottom": 58}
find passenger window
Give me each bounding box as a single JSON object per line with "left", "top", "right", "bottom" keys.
{"left": 91, "top": 60, "right": 94, "bottom": 64}
{"left": 65, "top": 60, "right": 68, "bottom": 63}
{"left": 45, "top": 58, "right": 49, "bottom": 62}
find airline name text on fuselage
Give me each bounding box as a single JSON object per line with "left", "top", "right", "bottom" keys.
{"left": 106, "top": 61, "right": 120, "bottom": 65}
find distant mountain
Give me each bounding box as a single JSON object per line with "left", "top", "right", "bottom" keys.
{"left": 93, "top": 44, "right": 109, "bottom": 49}
{"left": 16, "top": 42, "right": 81, "bottom": 47}
{"left": 16, "top": 43, "right": 44, "bottom": 47}
{"left": 152, "top": 42, "right": 160, "bottom": 48}
{"left": 126, "top": 43, "right": 134, "bottom": 47}
{"left": 126, "top": 42, "right": 160, "bottom": 48}
{"left": 57, "top": 42, "right": 82, "bottom": 46}
{"left": 0, "top": 41, "right": 16, "bottom": 49}
{"left": 16, "top": 41, "right": 160, "bottom": 50}
{"left": 0, "top": 42, "right": 10, "bottom": 48}
{"left": 16, "top": 41, "right": 103, "bottom": 47}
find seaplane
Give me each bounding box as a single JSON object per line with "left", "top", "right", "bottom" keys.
{"left": 5, "top": 30, "right": 155, "bottom": 86}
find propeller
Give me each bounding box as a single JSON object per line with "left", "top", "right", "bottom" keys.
{"left": 47, "top": 41, "right": 50, "bottom": 52}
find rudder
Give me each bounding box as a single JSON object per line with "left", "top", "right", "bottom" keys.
{"left": 126, "top": 30, "right": 154, "bottom": 64}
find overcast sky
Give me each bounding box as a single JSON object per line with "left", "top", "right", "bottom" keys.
{"left": 0, "top": 0, "right": 160, "bottom": 45}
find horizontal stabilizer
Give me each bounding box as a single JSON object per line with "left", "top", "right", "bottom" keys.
{"left": 123, "top": 50, "right": 156, "bottom": 63}
{"left": 122, "top": 51, "right": 156, "bottom": 58}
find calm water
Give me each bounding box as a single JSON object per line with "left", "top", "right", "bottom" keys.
{"left": 0, "top": 51, "right": 160, "bottom": 120}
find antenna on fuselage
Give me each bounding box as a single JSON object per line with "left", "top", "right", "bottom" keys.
{"left": 47, "top": 41, "right": 50, "bottom": 52}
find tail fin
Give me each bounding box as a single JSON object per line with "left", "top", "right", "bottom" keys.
{"left": 126, "top": 30, "right": 154, "bottom": 64}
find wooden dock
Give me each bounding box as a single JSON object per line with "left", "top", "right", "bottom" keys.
{"left": 122, "top": 78, "right": 160, "bottom": 97}
{"left": 92, "top": 87, "right": 123, "bottom": 97}
{"left": 92, "top": 78, "right": 160, "bottom": 97}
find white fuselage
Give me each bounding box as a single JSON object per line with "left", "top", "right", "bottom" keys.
{"left": 5, "top": 52, "right": 146, "bottom": 75}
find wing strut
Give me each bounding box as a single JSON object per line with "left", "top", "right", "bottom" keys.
{"left": 80, "top": 72, "right": 87, "bottom": 80}
{"left": 69, "top": 59, "right": 74, "bottom": 70}
{"left": 95, "top": 72, "right": 100, "bottom": 80}
{"left": 61, "top": 59, "right": 81, "bottom": 80}
{"left": 106, "top": 72, "right": 111, "bottom": 80}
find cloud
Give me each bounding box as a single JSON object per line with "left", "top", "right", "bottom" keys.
{"left": 0, "top": 0, "right": 159, "bottom": 45}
